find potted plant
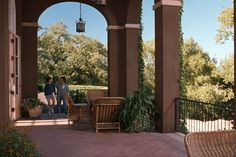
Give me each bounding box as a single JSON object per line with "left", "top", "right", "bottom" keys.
{"left": 118, "top": 90, "right": 159, "bottom": 133}
{"left": 22, "top": 98, "right": 43, "bottom": 118}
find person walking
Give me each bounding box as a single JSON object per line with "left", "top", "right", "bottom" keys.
{"left": 55, "top": 76, "right": 69, "bottom": 114}
{"left": 44, "top": 76, "right": 56, "bottom": 114}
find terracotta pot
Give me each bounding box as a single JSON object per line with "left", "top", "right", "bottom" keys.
{"left": 28, "top": 106, "right": 42, "bottom": 118}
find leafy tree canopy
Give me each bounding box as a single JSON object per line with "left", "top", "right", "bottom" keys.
{"left": 143, "top": 38, "right": 234, "bottom": 104}
{"left": 215, "top": 6, "right": 233, "bottom": 44}
{"left": 38, "top": 22, "right": 108, "bottom": 86}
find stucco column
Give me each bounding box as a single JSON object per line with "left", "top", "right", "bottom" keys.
{"left": 21, "top": 22, "right": 38, "bottom": 98}
{"left": 107, "top": 25, "right": 126, "bottom": 96}
{"left": 124, "top": 24, "right": 139, "bottom": 96}
{"left": 107, "top": 24, "right": 139, "bottom": 97}
{"left": 154, "top": 0, "right": 181, "bottom": 133}
{"left": 0, "top": 0, "right": 10, "bottom": 125}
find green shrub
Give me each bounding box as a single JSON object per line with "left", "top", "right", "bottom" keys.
{"left": 68, "top": 85, "right": 107, "bottom": 92}
{"left": 69, "top": 85, "right": 107, "bottom": 103}
{"left": 22, "top": 98, "right": 44, "bottom": 110}
{"left": 76, "top": 90, "right": 87, "bottom": 103}
{"left": 21, "top": 106, "right": 29, "bottom": 118}
{"left": 118, "top": 90, "right": 159, "bottom": 133}
{"left": 37, "top": 84, "right": 44, "bottom": 93}
{"left": 0, "top": 126, "right": 41, "bottom": 157}
{"left": 70, "top": 90, "right": 87, "bottom": 103}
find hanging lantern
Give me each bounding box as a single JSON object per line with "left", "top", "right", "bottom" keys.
{"left": 76, "top": 18, "right": 85, "bottom": 33}
{"left": 76, "top": 3, "right": 86, "bottom": 33}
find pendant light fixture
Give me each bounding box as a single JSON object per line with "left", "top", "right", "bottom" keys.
{"left": 76, "top": 3, "right": 86, "bottom": 33}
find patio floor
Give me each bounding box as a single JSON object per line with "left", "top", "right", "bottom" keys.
{"left": 24, "top": 124, "right": 187, "bottom": 157}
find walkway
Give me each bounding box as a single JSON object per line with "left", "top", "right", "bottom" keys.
{"left": 25, "top": 124, "right": 187, "bottom": 157}
{"left": 18, "top": 94, "right": 187, "bottom": 156}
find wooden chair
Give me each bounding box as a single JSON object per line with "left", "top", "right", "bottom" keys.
{"left": 64, "top": 93, "right": 80, "bottom": 125}
{"left": 184, "top": 130, "right": 236, "bottom": 157}
{"left": 86, "top": 89, "right": 107, "bottom": 109}
{"left": 93, "top": 97, "right": 123, "bottom": 133}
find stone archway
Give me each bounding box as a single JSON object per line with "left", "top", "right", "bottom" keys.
{"left": 17, "top": 0, "right": 141, "bottom": 99}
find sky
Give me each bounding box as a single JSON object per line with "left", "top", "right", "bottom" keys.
{"left": 38, "top": 0, "right": 233, "bottom": 62}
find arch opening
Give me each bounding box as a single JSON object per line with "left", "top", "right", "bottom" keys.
{"left": 36, "top": 2, "right": 109, "bottom": 117}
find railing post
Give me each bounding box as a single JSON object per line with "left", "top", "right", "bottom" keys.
{"left": 175, "top": 98, "right": 180, "bottom": 132}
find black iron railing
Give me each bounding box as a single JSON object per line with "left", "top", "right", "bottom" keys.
{"left": 175, "top": 98, "right": 234, "bottom": 134}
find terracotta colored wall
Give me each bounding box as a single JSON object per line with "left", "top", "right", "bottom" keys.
{"left": 0, "top": 0, "right": 10, "bottom": 125}
{"left": 21, "top": 26, "right": 38, "bottom": 98}
{"left": 16, "top": 0, "right": 22, "bottom": 36}
{"left": 108, "top": 29, "right": 126, "bottom": 96}
{"left": 125, "top": 28, "right": 139, "bottom": 96}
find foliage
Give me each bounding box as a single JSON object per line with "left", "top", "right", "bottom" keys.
{"left": 118, "top": 90, "right": 158, "bottom": 132}
{"left": 138, "top": 0, "right": 145, "bottom": 89}
{"left": 69, "top": 85, "right": 107, "bottom": 103}
{"left": 38, "top": 22, "right": 71, "bottom": 82}
{"left": 21, "top": 106, "right": 29, "bottom": 118}
{"left": 180, "top": 38, "right": 233, "bottom": 104}
{"left": 215, "top": 6, "right": 234, "bottom": 44}
{"left": 176, "top": 38, "right": 234, "bottom": 132}
{"left": 70, "top": 90, "right": 87, "bottom": 103}
{"left": 22, "top": 98, "right": 44, "bottom": 110}
{"left": 38, "top": 22, "right": 108, "bottom": 86}
{"left": 143, "top": 38, "right": 234, "bottom": 104}
{"left": 37, "top": 84, "right": 44, "bottom": 93}
{"left": 181, "top": 39, "right": 216, "bottom": 86}
{"left": 179, "top": 0, "right": 186, "bottom": 98}
{"left": 142, "top": 37, "right": 234, "bottom": 104}
{"left": 67, "top": 34, "right": 107, "bottom": 85}
{"left": 0, "top": 126, "right": 41, "bottom": 157}
{"left": 219, "top": 54, "right": 234, "bottom": 85}
{"left": 68, "top": 85, "right": 107, "bottom": 92}
{"left": 186, "top": 84, "right": 233, "bottom": 104}
{"left": 143, "top": 40, "right": 155, "bottom": 94}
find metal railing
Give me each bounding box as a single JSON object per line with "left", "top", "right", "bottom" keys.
{"left": 175, "top": 98, "right": 234, "bottom": 134}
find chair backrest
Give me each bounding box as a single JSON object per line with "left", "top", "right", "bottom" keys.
{"left": 94, "top": 97, "right": 123, "bottom": 123}
{"left": 185, "top": 130, "right": 236, "bottom": 157}
{"left": 86, "top": 89, "right": 107, "bottom": 104}
{"left": 64, "top": 93, "right": 74, "bottom": 110}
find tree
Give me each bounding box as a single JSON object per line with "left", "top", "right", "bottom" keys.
{"left": 181, "top": 39, "right": 233, "bottom": 104}
{"left": 67, "top": 34, "right": 107, "bottom": 85}
{"left": 215, "top": 6, "right": 233, "bottom": 44}
{"left": 38, "top": 22, "right": 108, "bottom": 85}
{"left": 181, "top": 38, "right": 216, "bottom": 87}
{"left": 38, "top": 22, "right": 72, "bottom": 83}
{"left": 143, "top": 39, "right": 155, "bottom": 94}
{"left": 141, "top": 38, "right": 233, "bottom": 104}
{"left": 219, "top": 54, "right": 234, "bottom": 85}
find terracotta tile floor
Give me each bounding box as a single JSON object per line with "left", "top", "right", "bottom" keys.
{"left": 27, "top": 125, "right": 187, "bottom": 157}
